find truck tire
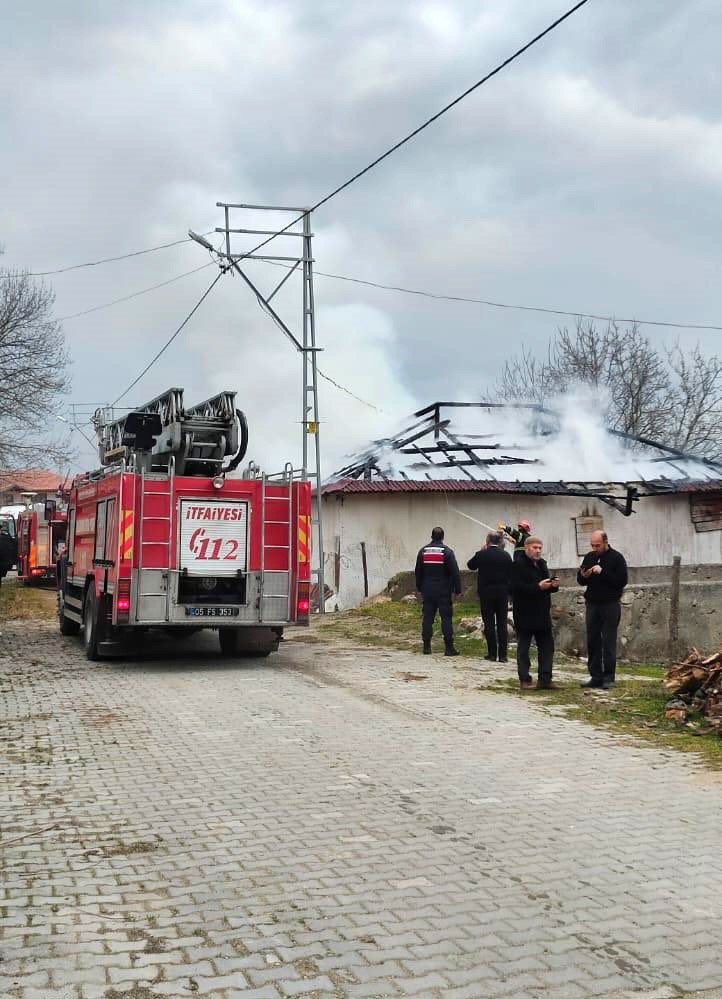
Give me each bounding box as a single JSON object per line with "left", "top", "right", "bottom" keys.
{"left": 58, "top": 589, "right": 80, "bottom": 636}
{"left": 218, "top": 628, "right": 240, "bottom": 656}
{"left": 82, "top": 588, "right": 102, "bottom": 661}
{"left": 219, "top": 626, "right": 278, "bottom": 658}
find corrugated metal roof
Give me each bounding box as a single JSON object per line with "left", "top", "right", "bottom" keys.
{"left": 321, "top": 477, "right": 722, "bottom": 497}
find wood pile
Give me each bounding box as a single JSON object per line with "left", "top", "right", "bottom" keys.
{"left": 663, "top": 648, "right": 722, "bottom": 730}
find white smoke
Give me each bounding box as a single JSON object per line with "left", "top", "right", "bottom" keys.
{"left": 330, "top": 388, "right": 720, "bottom": 483}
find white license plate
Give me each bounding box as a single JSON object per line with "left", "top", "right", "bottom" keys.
{"left": 184, "top": 606, "right": 240, "bottom": 618}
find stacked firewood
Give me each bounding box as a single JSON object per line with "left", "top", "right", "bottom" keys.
{"left": 663, "top": 648, "right": 722, "bottom": 729}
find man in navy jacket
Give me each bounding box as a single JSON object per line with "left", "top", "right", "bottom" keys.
{"left": 415, "top": 526, "right": 461, "bottom": 656}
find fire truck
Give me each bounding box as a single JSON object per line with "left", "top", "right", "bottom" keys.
{"left": 56, "top": 388, "right": 311, "bottom": 660}
{"left": 17, "top": 502, "right": 67, "bottom": 584}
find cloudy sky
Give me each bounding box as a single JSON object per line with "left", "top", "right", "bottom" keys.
{"left": 3, "top": 0, "right": 722, "bottom": 475}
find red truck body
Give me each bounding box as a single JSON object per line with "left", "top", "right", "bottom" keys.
{"left": 58, "top": 466, "right": 311, "bottom": 659}
{"left": 17, "top": 506, "right": 67, "bottom": 584}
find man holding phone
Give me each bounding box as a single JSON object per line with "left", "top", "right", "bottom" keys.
{"left": 577, "top": 531, "right": 628, "bottom": 689}
{"left": 511, "top": 536, "right": 560, "bottom": 690}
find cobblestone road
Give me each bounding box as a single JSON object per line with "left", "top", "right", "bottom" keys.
{"left": 2, "top": 619, "right": 722, "bottom": 999}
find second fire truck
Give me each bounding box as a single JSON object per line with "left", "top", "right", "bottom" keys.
{"left": 57, "top": 388, "right": 311, "bottom": 659}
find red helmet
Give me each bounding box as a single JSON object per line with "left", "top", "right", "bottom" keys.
{"left": 518, "top": 519, "right": 531, "bottom": 532}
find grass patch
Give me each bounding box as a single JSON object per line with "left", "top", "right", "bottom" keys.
{"left": 317, "top": 599, "right": 487, "bottom": 658}
{"left": 0, "top": 580, "right": 56, "bottom": 621}
{"left": 489, "top": 675, "right": 722, "bottom": 767}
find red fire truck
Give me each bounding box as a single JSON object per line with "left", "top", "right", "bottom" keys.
{"left": 56, "top": 388, "right": 311, "bottom": 659}
{"left": 17, "top": 502, "right": 67, "bottom": 584}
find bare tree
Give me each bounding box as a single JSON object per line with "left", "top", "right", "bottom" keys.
{"left": 0, "top": 265, "right": 71, "bottom": 471}
{"left": 494, "top": 319, "right": 722, "bottom": 459}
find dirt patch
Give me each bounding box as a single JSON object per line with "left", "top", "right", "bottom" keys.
{"left": 101, "top": 839, "right": 162, "bottom": 858}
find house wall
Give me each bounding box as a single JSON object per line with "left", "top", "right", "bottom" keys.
{"left": 320, "top": 491, "right": 722, "bottom": 609}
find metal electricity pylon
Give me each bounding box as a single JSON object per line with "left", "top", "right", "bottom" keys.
{"left": 190, "top": 204, "right": 325, "bottom": 611}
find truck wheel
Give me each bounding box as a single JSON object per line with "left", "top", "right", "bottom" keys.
{"left": 82, "top": 588, "right": 102, "bottom": 661}
{"left": 218, "top": 628, "right": 240, "bottom": 656}
{"left": 58, "top": 590, "right": 80, "bottom": 636}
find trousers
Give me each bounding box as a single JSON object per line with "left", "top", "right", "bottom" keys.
{"left": 586, "top": 601, "right": 621, "bottom": 683}
{"left": 516, "top": 628, "right": 554, "bottom": 683}
{"left": 421, "top": 591, "right": 454, "bottom": 648}
{"left": 479, "top": 595, "right": 508, "bottom": 660}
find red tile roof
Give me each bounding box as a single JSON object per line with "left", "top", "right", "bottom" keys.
{"left": 321, "top": 477, "right": 722, "bottom": 497}
{"left": 0, "top": 469, "right": 66, "bottom": 494}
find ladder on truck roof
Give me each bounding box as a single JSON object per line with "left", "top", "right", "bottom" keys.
{"left": 93, "top": 387, "right": 247, "bottom": 477}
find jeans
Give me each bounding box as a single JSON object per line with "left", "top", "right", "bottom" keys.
{"left": 479, "top": 595, "right": 508, "bottom": 660}
{"left": 586, "top": 601, "right": 621, "bottom": 683}
{"left": 516, "top": 628, "right": 554, "bottom": 684}
{"left": 421, "top": 592, "right": 454, "bottom": 648}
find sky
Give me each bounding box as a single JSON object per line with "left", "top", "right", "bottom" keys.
{"left": 2, "top": 0, "right": 722, "bottom": 477}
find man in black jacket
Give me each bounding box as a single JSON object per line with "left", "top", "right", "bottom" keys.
{"left": 577, "top": 531, "right": 628, "bottom": 689}
{"left": 415, "top": 526, "right": 461, "bottom": 656}
{"left": 511, "top": 536, "right": 559, "bottom": 689}
{"left": 467, "top": 532, "right": 513, "bottom": 662}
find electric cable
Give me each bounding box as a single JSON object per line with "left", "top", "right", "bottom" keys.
{"left": 227, "top": 0, "right": 592, "bottom": 264}
{"left": 308, "top": 268, "right": 722, "bottom": 334}
{"left": 260, "top": 259, "right": 722, "bottom": 333}
{"left": 57, "top": 262, "right": 215, "bottom": 321}
{"left": 1, "top": 231, "right": 215, "bottom": 278}
{"left": 111, "top": 272, "right": 223, "bottom": 406}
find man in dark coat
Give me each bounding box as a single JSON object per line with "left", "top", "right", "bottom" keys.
{"left": 0, "top": 524, "right": 16, "bottom": 588}
{"left": 511, "top": 536, "right": 559, "bottom": 689}
{"left": 415, "top": 526, "right": 461, "bottom": 656}
{"left": 577, "top": 530, "right": 628, "bottom": 689}
{"left": 467, "top": 531, "right": 513, "bottom": 662}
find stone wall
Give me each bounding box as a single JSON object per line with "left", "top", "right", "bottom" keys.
{"left": 385, "top": 565, "right": 722, "bottom": 662}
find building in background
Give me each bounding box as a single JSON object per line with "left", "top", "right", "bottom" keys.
{"left": 0, "top": 469, "right": 65, "bottom": 507}
{"left": 319, "top": 403, "right": 722, "bottom": 609}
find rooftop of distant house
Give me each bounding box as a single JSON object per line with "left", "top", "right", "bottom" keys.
{"left": 0, "top": 469, "right": 66, "bottom": 495}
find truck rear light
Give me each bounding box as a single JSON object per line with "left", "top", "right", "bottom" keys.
{"left": 117, "top": 579, "right": 131, "bottom": 622}
{"left": 297, "top": 582, "right": 310, "bottom": 622}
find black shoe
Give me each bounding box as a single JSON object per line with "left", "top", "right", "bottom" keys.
{"left": 603, "top": 680, "right": 616, "bottom": 689}
{"left": 498, "top": 658, "right": 508, "bottom": 663}
{"left": 422, "top": 642, "right": 431, "bottom": 655}
{"left": 580, "top": 680, "right": 604, "bottom": 689}
{"left": 444, "top": 648, "right": 459, "bottom": 657}
{"left": 484, "top": 655, "right": 497, "bottom": 662}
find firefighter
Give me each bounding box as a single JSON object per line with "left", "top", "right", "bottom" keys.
{"left": 414, "top": 526, "right": 461, "bottom": 656}
{"left": 498, "top": 518, "right": 532, "bottom": 561}
{"left": 0, "top": 523, "right": 15, "bottom": 587}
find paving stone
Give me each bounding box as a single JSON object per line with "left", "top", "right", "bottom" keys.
{"left": 4, "top": 622, "right": 722, "bottom": 999}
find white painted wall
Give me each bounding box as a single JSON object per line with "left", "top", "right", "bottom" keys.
{"left": 320, "top": 491, "right": 722, "bottom": 609}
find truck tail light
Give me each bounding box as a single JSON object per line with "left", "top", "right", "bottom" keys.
{"left": 297, "top": 581, "right": 310, "bottom": 623}
{"left": 117, "top": 579, "right": 131, "bottom": 623}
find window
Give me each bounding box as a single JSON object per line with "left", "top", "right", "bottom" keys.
{"left": 94, "top": 498, "right": 116, "bottom": 563}
{"left": 94, "top": 501, "right": 107, "bottom": 561}
{"left": 574, "top": 514, "right": 603, "bottom": 556}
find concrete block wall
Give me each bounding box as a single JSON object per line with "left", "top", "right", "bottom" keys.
{"left": 385, "top": 567, "right": 722, "bottom": 662}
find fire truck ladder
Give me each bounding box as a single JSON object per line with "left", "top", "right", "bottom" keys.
{"left": 259, "top": 464, "right": 294, "bottom": 622}
{"left": 94, "top": 387, "right": 245, "bottom": 476}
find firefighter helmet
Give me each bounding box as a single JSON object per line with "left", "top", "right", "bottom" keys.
{"left": 518, "top": 519, "right": 531, "bottom": 532}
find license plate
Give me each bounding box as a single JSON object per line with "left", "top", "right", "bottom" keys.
{"left": 184, "top": 606, "right": 240, "bottom": 618}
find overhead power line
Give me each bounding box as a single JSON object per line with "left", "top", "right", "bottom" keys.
{"left": 57, "top": 262, "right": 215, "bottom": 321}
{"left": 111, "top": 272, "right": 223, "bottom": 406}
{"left": 309, "top": 268, "right": 722, "bottom": 333}
{"left": 227, "top": 0, "right": 593, "bottom": 264}
{"left": 1, "top": 231, "right": 214, "bottom": 278}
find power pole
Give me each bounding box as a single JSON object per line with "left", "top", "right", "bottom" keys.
{"left": 193, "top": 204, "right": 325, "bottom": 611}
